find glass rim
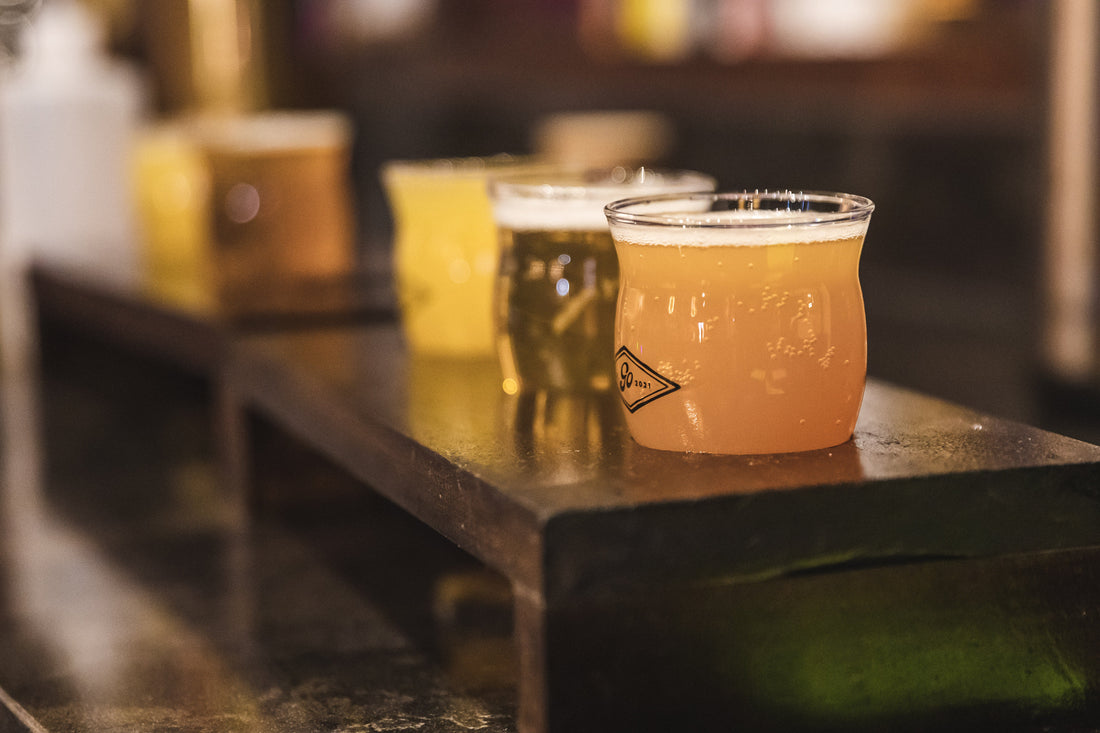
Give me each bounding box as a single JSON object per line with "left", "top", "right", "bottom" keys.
{"left": 604, "top": 190, "right": 875, "bottom": 229}
{"left": 488, "top": 166, "right": 717, "bottom": 202}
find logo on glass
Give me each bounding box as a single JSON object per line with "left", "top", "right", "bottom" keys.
{"left": 615, "top": 346, "right": 680, "bottom": 413}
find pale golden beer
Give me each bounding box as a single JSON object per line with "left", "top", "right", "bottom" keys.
{"left": 605, "top": 191, "right": 874, "bottom": 454}
{"left": 132, "top": 123, "right": 213, "bottom": 307}
{"left": 490, "top": 167, "right": 715, "bottom": 395}
{"left": 383, "top": 155, "right": 541, "bottom": 357}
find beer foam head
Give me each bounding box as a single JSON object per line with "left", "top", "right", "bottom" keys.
{"left": 200, "top": 111, "right": 352, "bottom": 153}
{"left": 382, "top": 154, "right": 541, "bottom": 183}
{"left": 605, "top": 191, "right": 874, "bottom": 246}
{"left": 492, "top": 195, "right": 617, "bottom": 230}
{"left": 490, "top": 167, "right": 716, "bottom": 231}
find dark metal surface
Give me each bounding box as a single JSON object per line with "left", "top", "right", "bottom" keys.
{"left": 29, "top": 264, "right": 397, "bottom": 374}
{"left": 227, "top": 324, "right": 1100, "bottom": 601}
{"left": 543, "top": 544, "right": 1100, "bottom": 732}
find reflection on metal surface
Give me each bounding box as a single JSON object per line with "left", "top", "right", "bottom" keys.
{"left": 510, "top": 390, "right": 624, "bottom": 486}
{"left": 544, "top": 547, "right": 1100, "bottom": 731}
{"left": 404, "top": 353, "right": 508, "bottom": 457}
{"left": 433, "top": 569, "right": 515, "bottom": 694}
{"left": 693, "top": 558, "right": 1094, "bottom": 728}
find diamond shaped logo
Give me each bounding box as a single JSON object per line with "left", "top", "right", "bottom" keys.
{"left": 615, "top": 346, "right": 680, "bottom": 413}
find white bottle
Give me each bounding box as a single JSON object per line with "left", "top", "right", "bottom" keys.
{"left": 0, "top": 0, "right": 144, "bottom": 288}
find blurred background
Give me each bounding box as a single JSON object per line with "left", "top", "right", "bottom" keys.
{"left": 6, "top": 0, "right": 1099, "bottom": 441}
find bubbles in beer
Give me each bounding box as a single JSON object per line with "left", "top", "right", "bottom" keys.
{"left": 612, "top": 233, "right": 867, "bottom": 453}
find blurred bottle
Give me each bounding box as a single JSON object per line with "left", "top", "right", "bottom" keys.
{"left": 0, "top": 0, "right": 145, "bottom": 287}
{"left": 137, "top": 0, "right": 267, "bottom": 116}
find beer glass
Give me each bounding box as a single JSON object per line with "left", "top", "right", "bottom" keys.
{"left": 490, "top": 167, "right": 715, "bottom": 395}
{"left": 382, "top": 155, "right": 541, "bottom": 357}
{"left": 605, "top": 190, "right": 874, "bottom": 454}
{"left": 133, "top": 123, "right": 213, "bottom": 306}
{"left": 203, "top": 111, "right": 355, "bottom": 297}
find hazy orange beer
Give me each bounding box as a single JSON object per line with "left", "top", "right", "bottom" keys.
{"left": 605, "top": 191, "right": 874, "bottom": 454}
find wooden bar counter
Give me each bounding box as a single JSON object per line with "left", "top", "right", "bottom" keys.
{"left": 20, "top": 265, "right": 1100, "bottom": 731}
